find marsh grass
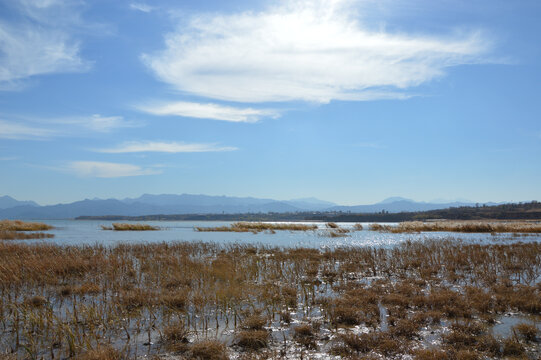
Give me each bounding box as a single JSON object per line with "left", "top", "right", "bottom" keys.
{"left": 0, "top": 239, "right": 540, "bottom": 358}
{"left": 101, "top": 223, "right": 160, "bottom": 231}
{"left": 0, "top": 231, "right": 54, "bottom": 240}
{"left": 372, "top": 220, "right": 541, "bottom": 233}
{"left": 0, "top": 220, "right": 53, "bottom": 232}
{"left": 195, "top": 222, "right": 317, "bottom": 233}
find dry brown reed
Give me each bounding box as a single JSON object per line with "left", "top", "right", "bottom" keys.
{"left": 190, "top": 340, "right": 228, "bottom": 360}
{"left": 0, "top": 231, "right": 54, "bottom": 240}
{"left": 0, "top": 220, "right": 53, "bottom": 231}
{"left": 0, "top": 239, "right": 540, "bottom": 358}
{"left": 195, "top": 222, "right": 317, "bottom": 233}
{"left": 372, "top": 220, "right": 541, "bottom": 233}
{"left": 101, "top": 223, "right": 160, "bottom": 231}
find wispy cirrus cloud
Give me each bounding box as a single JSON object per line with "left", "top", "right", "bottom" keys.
{"left": 138, "top": 101, "right": 279, "bottom": 122}
{"left": 0, "top": 113, "right": 139, "bottom": 139}
{"left": 55, "top": 114, "right": 141, "bottom": 133}
{"left": 67, "top": 161, "right": 161, "bottom": 178}
{"left": 142, "top": 0, "right": 493, "bottom": 104}
{"left": 0, "top": 119, "right": 56, "bottom": 139}
{"left": 129, "top": 3, "right": 154, "bottom": 13}
{"left": 0, "top": 156, "right": 18, "bottom": 161}
{"left": 0, "top": 0, "right": 91, "bottom": 90}
{"left": 95, "top": 141, "right": 237, "bottom": 153}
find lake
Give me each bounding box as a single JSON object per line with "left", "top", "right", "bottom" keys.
{"left": 33, "top": 220, "right": 541, "bottom": 248}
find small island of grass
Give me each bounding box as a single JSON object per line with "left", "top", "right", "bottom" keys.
{"left": 101, "top": 223, "right": 160, "bottom": 231}
{"left": 0, "top": 220, "right": 55, "bottom": 240}
{"left": 195, "top": 221, "right": 317, "bottom": 233}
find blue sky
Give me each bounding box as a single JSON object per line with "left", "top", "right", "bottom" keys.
{"left": 0, "top": 0, "right": 540, "bottom": 205}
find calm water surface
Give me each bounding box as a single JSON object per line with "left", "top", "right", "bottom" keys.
{"left": 32, "top": 220, "right": 541, "bottom": 248}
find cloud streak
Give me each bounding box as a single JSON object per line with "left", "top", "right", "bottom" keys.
{"left": 139, "top": 101, "right": 279, "bottom": 122}
{"left": 0, "top": 119, "right": 56, "bottom": 139}
{"left": 130, "top": 3, "right": 154, "bottom": 13}
{"left": 0, "top": 113, "right": 138, "bottom": 139}
{"left": 55, "top": 114, "right": 140, "bottom": 133}
{"left": 142, "top": 0, "right": 493, "bottom": 103}
{"left": 95, "top": 141, "right": 238, "bottom": 153}
{"left": 0, "top": 1, "right": 90, "bottom": 89}
{"left": 67, "top": 161, "right": 161, "bottom": 178}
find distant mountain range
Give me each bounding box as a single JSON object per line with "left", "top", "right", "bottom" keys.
{"left": 0, "top": 195, "right": 39, "bottom": 209}
{"left": 0, "top": 194, "right": 501, "bottom": 220}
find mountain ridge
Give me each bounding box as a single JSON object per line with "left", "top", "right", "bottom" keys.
{"left": 0, "top": 193, "right": 509, "bottom": 220}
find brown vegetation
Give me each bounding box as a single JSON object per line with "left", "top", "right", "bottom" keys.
{"left": 0, "top": 231, "right": 54, "bottom": 240}
{"left": 0, "top": 239, "right": 540, "bottom": 358}
{"left": 101, "top": 223, "right": 160, "bottom": 231}
{"left": 0, "top": 220, "right": 53, "bottom": 231}
{"left": 195, "top": 221, "right": 317, "bottom": 233}
{"left": 371, "top": 220, "right": 541, "bottom": 233}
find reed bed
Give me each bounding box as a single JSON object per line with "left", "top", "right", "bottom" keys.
{"left": 371, "top": 220, "right": 541, "bottom": 233}
{"left": 0, "top": 239, "right": 540, "bottom": 359}
{"left": 101, "top": 223, "right": 160, "bottom": 231}
{"left": 195, "top": 221, "right": 317, "bottom": 233}
{"left": 0, "top": 231, "right": 54, "bottom": 240}
{"left": 0, "top": 220, "right": 53, "bottom": 231}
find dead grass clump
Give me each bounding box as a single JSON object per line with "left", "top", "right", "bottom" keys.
{"left": 369, "top": 223, "right": 391, "bottom": 231}
{"left": 514, "top": 323, "right": 538, "bottom": 342}
{"left": 0, "top": 354, "right": 17, "bottom": 360}
{"left": 332, "top": 304, "right": 361, "bottom": 326}
{"left": 339, "top": 333, "right": 373, "bottom": 353}
{"left": 235, "top": 330, "right": 269, "bottom": 350}
{"left": 413, "top": 349, "right": 450, "bottom": 360}
{"left": 502, "top": 338, "right": 525, "bottom": 357}
{"left": 389, "top": 319, "right": 419, "bottom": 339}
{"left": 74, "top": 282, "right": 101, "bottom": 295}
{"left": 453, "top": 350, "right": 481, "bottom": 360}
{"left": 162, "top": 292, "right": 188, "bottom": 311}
{"left": 293, "top": 324, "right": 317, "bottom": 349}
{"left": 196, "top": 222, "right": 317, "bottom": 233}
{"left": 117, "top": 289, "right": 156, "bottom": 311}
{"left": 190, "top": 340, "right": 228, "bottom": 360}
{"left": 475, "top": 335, "right": 501, "bottom": 357}
{"left": 443, "top": 322, "right": 484, "bottom": 349}
{"left": 241, "top": 314, "right": 267, "bottom": 331}
{"left": 24, "top": 295, "right": 47, "bottom": 308}
{"left": 163, "top": 322, "right": 190, "bottom": 352}
{"left": 103, "top": 223, "right": 159, "bottom": 231}
{"left": 280, "top": 311, "right": 292, "bottom": 324}
{"left": 376, "top": 336, "right": 404, "bottom": 356}
{"left": 79, "top": 346, "right": 121, "bottom": 360}
{"left": 0, "top": 220, "right": 53, "bottom": 231}
{"left": 281, "top": 286, "right": 297, "bottom": 308}
{"left": 0, "top": 231, "right": 54, "bottom": 240}
{"left": 353, "top": 223, "right": 364, "bottom": 231}
{"left": 58, "top": 285, "right": 73, "bottom": 297}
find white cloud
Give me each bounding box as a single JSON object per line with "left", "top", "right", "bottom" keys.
{"left": 142, "top": 0, "right": 492, "bottom": 103}
{"left": 56, "top": 114, "right": 140, "bottom": 132}
{"left": 0, "top": 0, "right": 90, "bottom": 89}
{"left": 0, "top": 113, "right": 137, "bottom": 139}
{"left": 0, "top": 119, "right": 56, "bottom": 139}
{"left": 130, "top": 3, "right": 154, "bottom": 13}
{"left": 139, "top": 101, "right": 278, "bottom": 122}
{"left": 67, "top": 161, "right": 161, "bottom": 178}
{"left": 95, "top": 141, "right": 238, "bottom": 153}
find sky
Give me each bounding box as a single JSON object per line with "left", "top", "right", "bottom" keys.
{"left": 0, "top": 0, "right": 540, "bottom": 206}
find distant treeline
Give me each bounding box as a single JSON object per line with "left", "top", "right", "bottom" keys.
{"left": 75, "top": 201, "right": 541, "bottom": 222}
